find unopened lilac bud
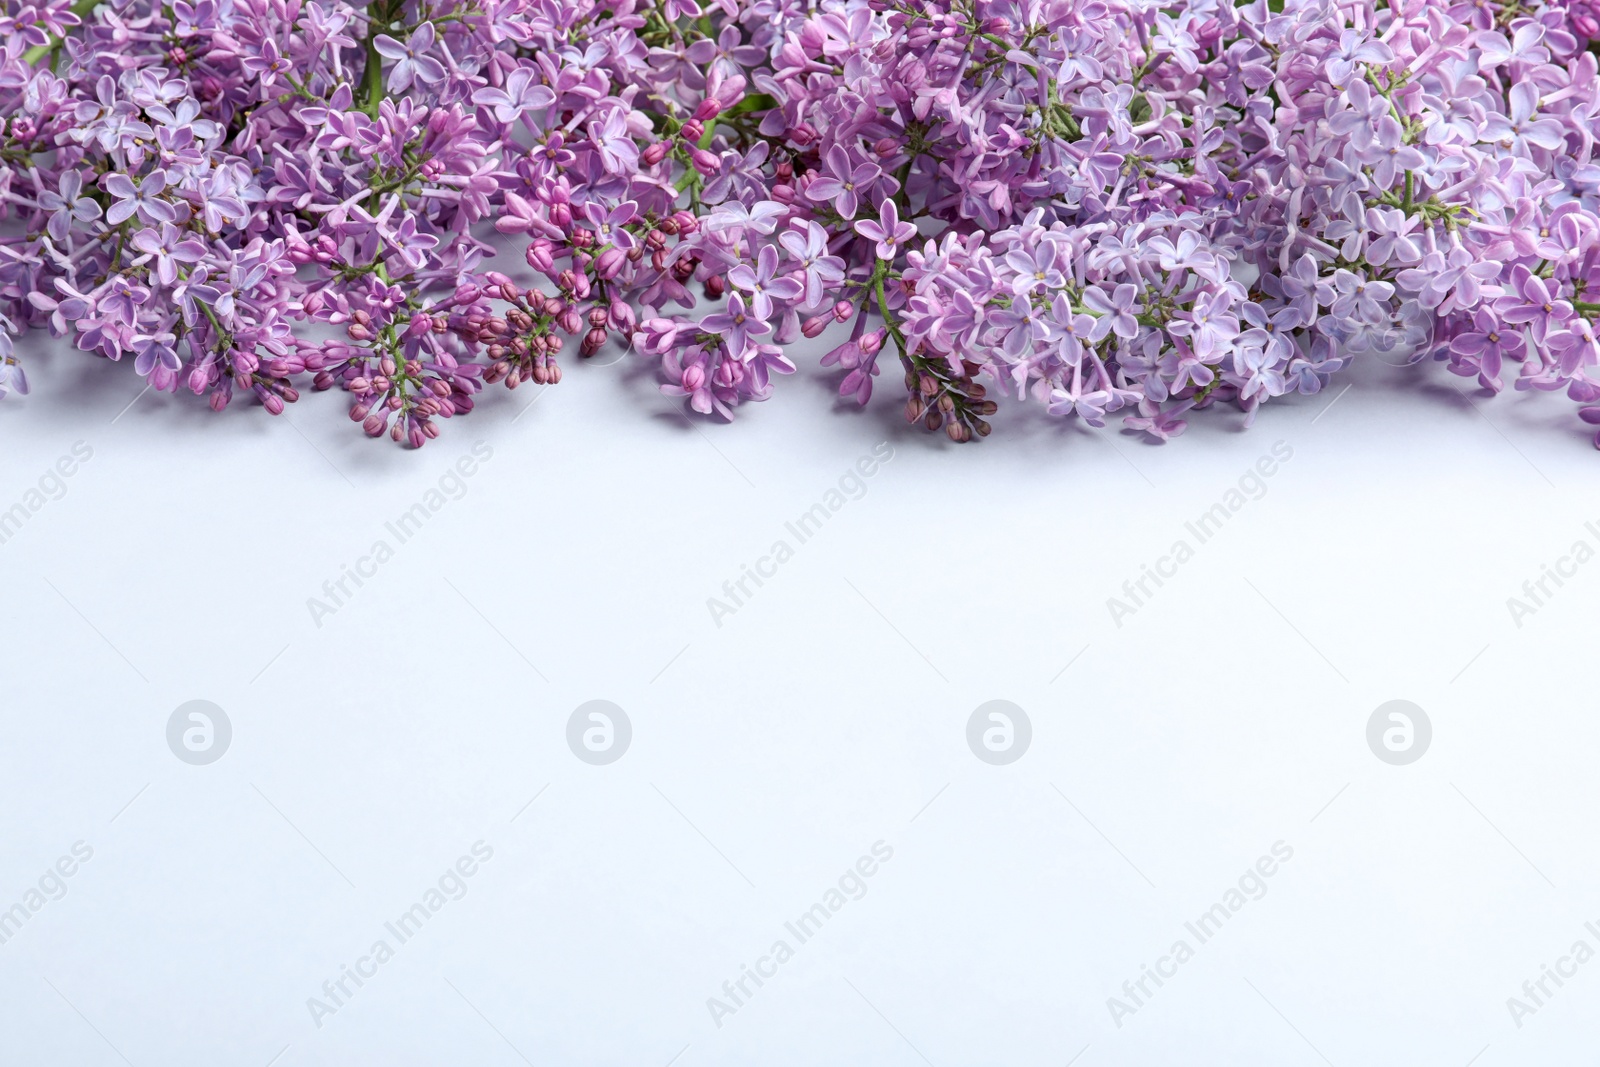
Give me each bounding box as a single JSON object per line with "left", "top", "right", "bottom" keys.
{"left": 525, "top": 242, "right": 554, "bottom": 271}
{"left": 595, "top": 247, "right": 626, "bottom": 279}
{"left": 641, "top": 141, "right": 669, "bottom": 166}
{"left": 705, "top": 274, "right": 726, "bottom": 298}
{"left": 803, "top": 314, "right": 830, "bottom": 338}
{"left": 347, "top": 323, "right": 371, "bottom": 341}
{"left": 680, "top": 119, "right": 704, "bottom": 142}
{"left": 558, "top": 307, "right": 582, "bottom": 333}
{"left": 690, "top": 148, "right": 720, "bottom": 175}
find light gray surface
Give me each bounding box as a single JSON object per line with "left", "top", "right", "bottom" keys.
{"left": 1, "top": 325, "right": 1597, "bottom": 1067}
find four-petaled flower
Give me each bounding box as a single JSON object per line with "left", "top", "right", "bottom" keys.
{"left": 374, "top": 22, "right": 447, "bottom": 94}
{"left": 728, "top": 245, "right": 804, "bottom": 319}
{"left": 105, "top": 170, "right": 175, "bottom": 226}
{"left": 472, "top": 65, "right": 556, "bottom": 124}
{"left": 38, "top": 171, "right": 101, "bottom": 242}
{"left": 777, "top": 221, "right": 845, "bottom": 308}
{"left": 806, "top": 145, "right": 882, "bottom": 220}
{"left": 700, "top": 291, "right": 770, "bottom": 357}
{"left": 853, "top": 200, "right": 916, "bottom": 261}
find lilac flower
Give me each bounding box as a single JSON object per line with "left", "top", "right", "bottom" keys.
{"left": 1396, "top": 246, "right": 1501, "bottom": 312}
{"left": 1005, "top": 245, "right": 1066, "bottom": 296}
{"left": 700, "top": 291, "right": 769, "bottom": 357}
{"left": 38, "top": 172, "right": 101, "bottom": 241}
{"left": 1047, "top": 294, "right": 1098, "bottom": 367}
{"left": 1081, "top": 284, "right": 1141, "bottom": 341}
{"left": 1329, "top": 270, "right": 1395, "bottom": 322}
{"left": 472, "top": 66, "right": 556, "bottom": 124}
{"left": 853, "top": 200, "right": 916, "bottom": 261}
{"left": 1168, "top": 291, "right": 1239, "bottom": 359}
{"left": 777, "top": 221, "right": 845, "bottom": 308}
{"left": 240, "top": 39, "right": 294, "bottom": 86}
{"left": 1056, "top": 31, "right": 1103, "bottom": 84}
{"left": 132, "top": 329, "right": 180, "bottom": 376}
{"left": 374, "top": 23, "right": 447, "bottom": 94}
{"left": 583, "top": 201, "right": 639, "bottom": 252}
{"left": 588, "top": 110, "right": 639, "bottom": 174}
{"left": 1497, "top": 267, "right": 1572, "bottom": 343}
{"left": 104, "top": 171, "right": 175, "bottom": 226}
{"left": 1480, "top": 83, "right": 1567, "bottom": 156}
{"left": 1047, "top": 367, "right": 1110, "bottom": 426}
{"left": 8, "top": 0, "right": 1600, "bottom": 453}
{"left": 805, "top": 146, "right": 882, "bottom": 219}
{"left": 1365, "top": 208, "right": 1423, "bottom": 266}
{"left": 1146, "top": 230, "right": 1216, "bottom": 278}
{"left": 130, "top": 224, "right": 208, "bottom": 287}
{"left": 728, "top": 246, "right": 803, "bottom": 319}
{"left": 1450, "top": 309, "right": 1525, "bottom": 385}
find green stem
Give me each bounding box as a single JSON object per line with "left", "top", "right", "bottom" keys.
{"left": 359, "top": 1, "right": 391, "bottom": 118}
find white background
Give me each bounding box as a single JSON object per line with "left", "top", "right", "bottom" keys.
{"left": 1, "top": 317, "right": 1598, "bottom": 1067}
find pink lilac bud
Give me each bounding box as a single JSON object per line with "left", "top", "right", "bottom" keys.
{"left": 526, "top": 241, "right": 554, "bottom": 271}
{"left": 595, "top": 247, "right": 626, "bottom": 278}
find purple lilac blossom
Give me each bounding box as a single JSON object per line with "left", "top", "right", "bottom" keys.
{"left": 1, "top": 0, "right": 1600, "bottom": 449}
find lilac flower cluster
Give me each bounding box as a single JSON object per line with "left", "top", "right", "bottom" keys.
{"left": 4, "top": 0, "right": 1600, "bottom": 447}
